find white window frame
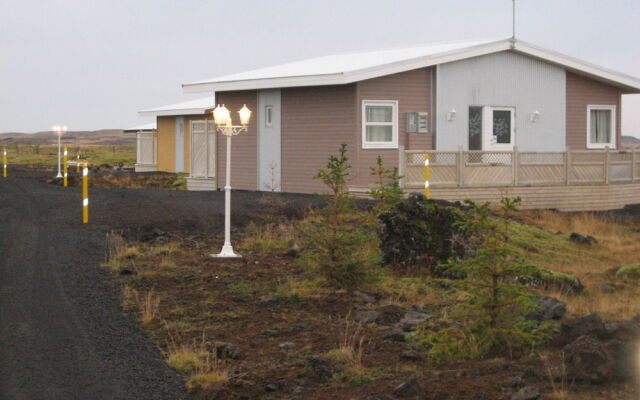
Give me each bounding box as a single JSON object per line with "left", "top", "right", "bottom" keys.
{"left": 362, "top": 100, "right": 399, "bottom": 149}
{"left": 586, "top": 105, "right": 616, "bottom": 149}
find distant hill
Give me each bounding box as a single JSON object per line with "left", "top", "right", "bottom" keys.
{"left": 622, "top": 135, "right": 640, "bottom": 147}
{"left": 0, "top": 129, "right": 135, "bottom": 146}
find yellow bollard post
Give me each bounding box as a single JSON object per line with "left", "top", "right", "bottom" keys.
{"left": 76, "top": 153, "right": 80, "bottom": 173}
{"left": 63, "top": 146, "right": 68, "bottom": 187}
{"left": 2, "top": 147, "right": 6, "bottom": 178}
{"left": 423, "top": 153, "right": 430, "bottom": 199}
{"left": 82, "top": 161, "right": 89, "bottom": 223}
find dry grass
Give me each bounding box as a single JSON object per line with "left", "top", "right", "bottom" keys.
{"left": 515, "top": 210, "right": 640, "bottom": 320}
{"left": 122, "top": 286, "right": 160, "bottom": 325}
{"left": 238, "top": 221, "right": 297, "bottom": 255}
{"left": 325, "top": 320, "right": 372, "bottom": 383}
{"left": 165, "top": 333, "right": 229, "bottom": 396}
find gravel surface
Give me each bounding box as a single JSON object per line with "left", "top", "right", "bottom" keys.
{"left": 0, "top": 172, "right": 319, "bottom": 400}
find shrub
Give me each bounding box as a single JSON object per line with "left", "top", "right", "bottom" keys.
{"left": 616, "top": 264, "right": 640, "bottom": 279}
{"left": 298, "top": 143, "right": 380, "bottom": 289}
{"left": 378, "top": 194, "right": 466, "bottom": 273}
{"left": 369, "top": 155, "right": 405, "bottom": 214}
{"left": 421, "top": 198, "right": 555, "bottom": 360}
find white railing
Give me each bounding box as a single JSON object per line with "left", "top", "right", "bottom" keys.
{"left": 402, "top": 148, "right": 640, "bottom": 188}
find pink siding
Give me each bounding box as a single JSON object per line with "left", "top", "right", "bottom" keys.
{"left": 354, "top": 68, "right": 432, "bottom": 186}
{"left": 215, "top": 91, "right": 258, "bottom": 191}
{"left": 566, "top": 72, "right": 622, "bottom": 150}
{"left": 281, "top": 85, "right": 357, "bottom": 193}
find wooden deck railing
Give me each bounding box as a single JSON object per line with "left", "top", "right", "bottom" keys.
{"left": 401, "top": 148, "right": 640, "bottom": 189}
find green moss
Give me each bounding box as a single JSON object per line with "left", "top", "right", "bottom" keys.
{"left": 616, "top": 264, "right": 640, "bottom": 279}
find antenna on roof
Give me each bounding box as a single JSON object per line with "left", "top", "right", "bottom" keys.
{"left": 511, "top": 0, "right": 517, "bottom": 47}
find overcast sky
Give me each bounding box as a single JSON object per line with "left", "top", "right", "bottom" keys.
{"left": 1, "top": 0, "right": 639, "bottom": 135}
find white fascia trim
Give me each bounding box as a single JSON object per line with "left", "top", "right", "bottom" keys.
{"left": 514, "top": 42, "right": 640, "bottom": 92}
{"left": 138, "top": 107, "right": 211, "bottom": 117}
{"left": 182, "top": 40, "right": 512, "bottom": 93}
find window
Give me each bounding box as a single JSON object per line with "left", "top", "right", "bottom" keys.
{"left": 587, "top": 105, "right": 616, "bottom": 149}
{"left": 362, "top": 100, "right": 398, "bottom": 149}
{"left": 265, "top": 105, "right": 273, "bottom": 127}
{"left": 492, "top": 109, "right": 513, "bottom": 145}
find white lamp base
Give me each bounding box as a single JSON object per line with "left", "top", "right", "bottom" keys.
{"left": 210, "top": 243, "right": 242, "bottom": 259}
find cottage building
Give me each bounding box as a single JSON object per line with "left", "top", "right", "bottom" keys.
{"left": 137, "top": 38, "right": 640, "bottom": 207}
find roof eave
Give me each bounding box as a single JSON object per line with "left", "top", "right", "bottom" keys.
{"left": 513, "top": 41, "right": 640, "bottom": 93}
{"left": 182, "top": 39, "right": 513, "bottom": 93}
{"left": 138, "top": 107, "right": 212, "bottom": 117}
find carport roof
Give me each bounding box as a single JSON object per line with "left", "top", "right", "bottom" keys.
{"left": 123, "top": 122, "right": 156, "bottom": 132}
{"left": 138, "top": 96, "right": 215, "bottom": 117}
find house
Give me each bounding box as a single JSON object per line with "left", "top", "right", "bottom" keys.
{"left": 124, "top": 122, "right": 157, "bottom": 172}
{"left": 139, "top": 38, "right": 640, "bottom": 196}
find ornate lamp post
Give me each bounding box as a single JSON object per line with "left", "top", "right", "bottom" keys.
{"left": 211, "top": 103, "right": 251, "bottom": 258}
{"left": 52, "top": 125, "right": 68, "bottom": 178}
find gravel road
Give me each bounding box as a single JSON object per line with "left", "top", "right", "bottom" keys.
{"left": 0, "top": 172, "right": 317, "bottom": 400}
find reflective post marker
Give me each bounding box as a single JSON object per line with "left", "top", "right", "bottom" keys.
{"left": 82, "top": 161, "right": 89, "bottom": 223}
{"left": 424, "top": 153, "right": 430, "bottom": 199}
{"left": 76, "top": 153, "right": 81, "bottom": 173}
{"left": 2, "top": 148, "right": 6, "bottom": 178}
{"left": 63, "top": 146, "right": 68, "bottom": 187}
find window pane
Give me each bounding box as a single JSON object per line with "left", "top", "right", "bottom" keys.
{"left": 366, "top": 125, "right": 393, "bottom": 142}
{"left": 590, "top": 109, "right": 611, "bottom": 144}
{"left": 366, "top": 105, "right": 392, "bottom": 123}
{"left": 493, "top": 110, "right": 511, "bottom": 144}
{"left": 468, "top": 106, "right": 482, "bottom": 150}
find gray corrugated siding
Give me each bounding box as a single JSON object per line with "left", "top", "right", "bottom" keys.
{"left": 436, "top": 51, "right": 566, "bottom": 151}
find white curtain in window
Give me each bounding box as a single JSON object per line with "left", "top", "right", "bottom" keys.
{"left": 366, "top": 126, "right": 393, "bottom": 142}
{"left": 590, "top": 109, "right": 611, "bottom": 144}
{"left": 366, "top": 106, "right": 392, "bottom": 123}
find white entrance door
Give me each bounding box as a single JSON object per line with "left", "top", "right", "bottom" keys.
{"left": 190, "top": 120, "right": 216, "bottom": 179}
{"left": 258, "top": 89, "right": 282, "bottom": 191}
{"left": 482, "top": 107, "right": 515, "bottom": 151}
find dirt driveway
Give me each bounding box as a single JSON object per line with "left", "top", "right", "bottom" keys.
{"left": 0, "top": 172, "right": 316, "bottom": 400}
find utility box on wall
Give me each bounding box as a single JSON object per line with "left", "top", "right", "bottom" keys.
{"left": 407, "top": 112, "right": 429, "bottom": 133}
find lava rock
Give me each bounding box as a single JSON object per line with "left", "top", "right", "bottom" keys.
{"left": 380, "top": 326, "right": 406, "bottom": 341}
{"left": 216, "top": 342, "right": 239, "bottom": 359}
{"left": 558, "top": 313, "right": 607, "bottom": 345}
{"left": 569, "top": 232, "right": 597, "bottom": 245}
{"left": 399, "top": 350, "right": 424, "bottom": 361}
{"left": 506, "top": 375, "right": 523, "bottom": 388}
{"left": 607, "top": 340, "right": 639, "bottom": 381}
{"left": 398, "top": 311, "right": 431, "bottom": 331}
{"left": 530, "top": 296, "right": 566, "bottom": 321}
{"left": 365, "top": 395, "right": 393, "bottom": 400}
{"left": 279, "top": 341, "right": 295, "bottom": 350}
{"left": 510, "top": 386, "right": 540, "bottom": 400}
{"left": 265, "top": 383, "right": 278, "bottom": 392}
{"left": 392, "top": 377, "right": 421, "bottom": 398}
{"left": 257, "top": 296, "right": 276, "bottom": 307}
{"left": 604, "top": 319, "right": 640, "bottom": 341}
{"left": 595, "top": 283, "right": 616, "bottom": 294}
{"left": 352, "top": 290, "right": 376, "bottom": 304}
{"left": 307, "top": 355, "right": 332, "bottom": 380}
{"left": 353, "top": 310, "right": 381, "bottom": 324}
{"left": 563, "top": 335, "right": 613, "bottom": 383}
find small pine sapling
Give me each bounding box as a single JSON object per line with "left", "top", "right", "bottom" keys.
{"left": 368, "top": 155, "right": 405, "bottom": 214}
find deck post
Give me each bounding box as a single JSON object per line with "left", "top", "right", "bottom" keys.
{"left": 604, "top": 148, "right": 610, "bottom": 185}
{"left": 565, "top": 151, "right": 571, "bottom": 185}
{"left": 513, "top": 146, "right": 519, "bottom": 186}
{"left": 398, "top": 145, "right": 406, "bottom": 189}
{"left": 458, "top": 147, "right": 464, "bottom": 187}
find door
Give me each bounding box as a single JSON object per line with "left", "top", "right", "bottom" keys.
{"left": 483, "top": 107, "right": 515, "bottom": 151}
{"left": 257, "top": 89, "right": 282, "bottom": 191}
{"left": 189, "top": 120, "right": 216, "bottom": 179}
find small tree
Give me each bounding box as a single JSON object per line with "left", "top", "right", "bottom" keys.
{"left": 298, "top": 143, "right": 380, "bottom": 289}
{"left": 423, "top": 197, "right": 554, "bottom": 359}
{"left": 368, "top": 155, "right": 405, "bottom": 214}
